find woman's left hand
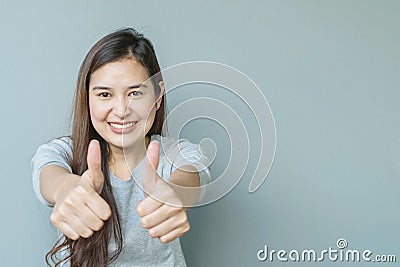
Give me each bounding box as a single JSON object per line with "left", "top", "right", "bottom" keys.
{"left": 136, "top": 141, "right": 191, "bottom": 243}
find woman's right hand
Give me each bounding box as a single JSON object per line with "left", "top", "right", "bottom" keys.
{"left": 50, "top": 140, "right": 112, "bottom": 240}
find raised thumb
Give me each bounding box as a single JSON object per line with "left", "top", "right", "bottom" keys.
{"left": 87, "top": 139, "right": 104, "bottom": 193}
{"left": 142, "top": 141, "right": 160, "bottom": 197}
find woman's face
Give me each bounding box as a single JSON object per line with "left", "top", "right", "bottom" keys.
{"left": 88, "top": 58, "right": 163, "bottom": 152}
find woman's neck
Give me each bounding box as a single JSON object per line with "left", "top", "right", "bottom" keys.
{"left": 108, "top": 136, "right": 150, "bottom": 180}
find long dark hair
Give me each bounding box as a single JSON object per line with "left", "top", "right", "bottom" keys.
{"left": 46, "top": 28, "right": 166, "bottom": 266}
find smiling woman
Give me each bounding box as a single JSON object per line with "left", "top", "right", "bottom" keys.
{"left": 88, "top": 58, "right": 163, "bottom": 163}
{"left": 31, "top": 28, "right": 211, "bottom": 267}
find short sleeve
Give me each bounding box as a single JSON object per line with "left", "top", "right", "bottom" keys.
{"left": 169, "top": 140, "right": 211, "bottom": 187}
{"left": 31, "top": 137, "right": 73, "bottom": 206}
{"left": 153, "top": 135, "right": 211, "bottom": 202}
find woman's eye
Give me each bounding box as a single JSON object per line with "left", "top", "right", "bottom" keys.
{"left": 129, "top": 91, "right": 143, "bottom": 97}
{"left": 98, "top": 92, "right": 111, "bottom": 98}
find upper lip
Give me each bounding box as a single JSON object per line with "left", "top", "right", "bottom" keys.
{"left": 108, "top": 121, "right": 137, "bottom": 124}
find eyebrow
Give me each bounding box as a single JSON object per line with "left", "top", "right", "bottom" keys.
{"left": 91, "top": 84, "right": 147, "bottom": 90}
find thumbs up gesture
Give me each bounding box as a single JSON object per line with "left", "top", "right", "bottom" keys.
{"left": 136, "top": 141, "right": 191, "bottom": 243}
{"left": 50, "top": 140, "right": 111, "bottom": 240}
{"left": 86, "top": 140, "right": 105, "bottom": 193}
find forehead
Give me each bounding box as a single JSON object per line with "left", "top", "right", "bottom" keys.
{"left": 89, "top": 58, "right": 149, "bottom": 87}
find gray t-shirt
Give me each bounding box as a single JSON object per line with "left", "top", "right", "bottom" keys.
{"left": 31, "top": 135, "right": 210, "bottom": 267}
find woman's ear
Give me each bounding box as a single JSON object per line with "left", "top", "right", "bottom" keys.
{"left": 156, "top": 81, "right": 165, "bottom": 110}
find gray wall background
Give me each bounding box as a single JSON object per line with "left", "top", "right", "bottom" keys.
{"left": 1, "top": 1, "right": 399, "bottom": 266}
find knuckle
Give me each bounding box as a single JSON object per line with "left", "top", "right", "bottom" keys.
{"left": 72, "top": 185, "right": 89, "bottom": 200}
{"left": 166, "top": 193, "right": 183, "bottom": 206}
{"left": 57, "top": 205, "right": 69, "bottom": 217}
{"left": 175, "top": 198, "right": 184, "bottom": 207}
{"left": 85, "top": 185, "right": 97, "bottom": 197}
{"left": 63, "top": 196, "right": 75, "bottom": 208}
{"left": 167, "top": 207, "right": 180, "bottom": 217}
{"left": 50, "top": 213, "right": 59, "bottom": 225}
{"left": 67, "top": 184, "right": 85, "bottom": 198}
{"left": 64, "top": 190, "right": 85, "bottom": 208}
{"left": 74, "top": 184, "right": 86, "bottom": 194}
{"left": 62, "top": 207, "right": 77, "bottom": 220}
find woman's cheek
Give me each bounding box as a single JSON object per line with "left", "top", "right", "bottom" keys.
{"left": 89, "top": 102, "right": 111, "bottom": 130}
{"left": 143, "top": 107, "right": 157, "bottom": 133}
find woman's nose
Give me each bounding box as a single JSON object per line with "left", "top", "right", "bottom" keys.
{"left": 113, "top": 97, "right": 132, "bottom": 118}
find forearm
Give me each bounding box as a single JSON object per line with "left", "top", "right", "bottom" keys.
{"left": 40, "top": 165, "right": 80, "bottom": 205}
{"left": 167, "top": 165, "right": 201, "bottom": 208}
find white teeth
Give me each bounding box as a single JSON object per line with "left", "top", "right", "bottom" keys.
{"left": 109, "top": 122, "right": 136, "bottom": 129}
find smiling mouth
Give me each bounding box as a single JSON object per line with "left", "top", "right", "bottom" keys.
{"left": 108, "top": 121, "right": 137, "bottom": 129}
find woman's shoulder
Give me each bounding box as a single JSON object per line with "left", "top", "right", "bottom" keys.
{"left": 37, "top": 136, "right": 73, "bottom": 160}
{"left": 44, "top": 136, "right": 73, "bottom": 150}
{"left": 150, "top": 134, "right": 203, "bottom": 163}
{"left": 149, "top": 135, "right": 211, "bottom": 187}
{"left": 151, "top": 134, "right": 198, "bottom": 152}
{"left": 49, "top": 135, "right": 72, "bottom": 145}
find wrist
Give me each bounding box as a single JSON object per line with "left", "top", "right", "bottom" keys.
{"left": 52, "top": 174, "right": 80, "bottom": 204}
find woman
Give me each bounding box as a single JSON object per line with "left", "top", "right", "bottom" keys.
{"left": 32, "top": 28, "right": 210, "bottom": 266}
